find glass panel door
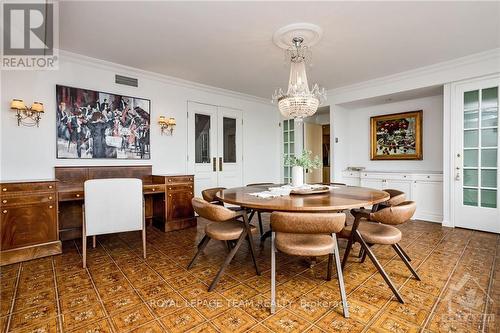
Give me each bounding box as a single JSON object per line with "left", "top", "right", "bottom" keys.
{"left": 223, "top": 117, "right": 236, "bottom": 163}
{"left": 195, "top": 114, "right": 211, "bottom": 163}
{"left": 462, "top": 87, "right": 498, "bottom": 209}
{"left": 283, "top": 119, "right": 295, "bottom": 183}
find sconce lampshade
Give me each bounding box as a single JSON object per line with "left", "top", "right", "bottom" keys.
{"left": 158, "top": 116, "right": 167, "bottom": 124}
{"left": 31, "top": 102, "right": 44, "bottom": 113}
{"left": 10, "top": 99, "right": 26, "bottom": 110}
{"left": 168, "top": 117, "right": 176, "bottom": 126}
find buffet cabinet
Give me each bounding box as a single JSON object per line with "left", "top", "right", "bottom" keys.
{"left": 0, "top": 180, "right": 62, "bottom": 266}
{"left": 342, "top": 170, "right": 443, "bottom": 223}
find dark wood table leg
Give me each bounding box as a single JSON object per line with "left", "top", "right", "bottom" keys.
{"left": 341, "top": 214, "right": 362, "bottom": 269}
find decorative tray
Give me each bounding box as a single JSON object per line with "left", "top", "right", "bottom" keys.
{"left": 290, "top": 186, "right": 330, "bottom": 195}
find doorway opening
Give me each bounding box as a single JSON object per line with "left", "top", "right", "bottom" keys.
{"left": 304, "top": 106, "right": 330, "bottom": 184}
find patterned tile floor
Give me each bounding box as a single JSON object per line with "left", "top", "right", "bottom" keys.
{"left": 0, "top": 215, "right": 498, "bottom": 333}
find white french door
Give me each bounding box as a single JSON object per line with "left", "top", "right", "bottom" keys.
{"left": 452, "top": 76, "right": 499, "bottom": 233}
{"left": 187, "top": 102, "right": 243, "bottom": 197}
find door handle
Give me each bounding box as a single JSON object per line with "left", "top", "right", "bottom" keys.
{"left": 455, "top": 166, "right": 461, "bottom": 181}
{"left": 219, "top": 157, "right": 223, "bottom": 171}
{"left": 212, "top": 157, "right": 216, "bottom": 172}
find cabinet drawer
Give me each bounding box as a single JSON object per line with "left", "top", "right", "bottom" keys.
{"left": 165, "top": 176, "right": 194, "bottom": 184}
{"left": 1, "top": 204, "right": 57, "bottom": 250}
{"left": 59, "top": 191, "right": 84, "bottom": 201}
{"left": 143, "top": 184, "right": 165, "bottom": 194}
{"left": 413, "top": 174, "right": 443, "bottom": 182}
{"left": 166, "top": 184, "right": 193, "bottom": 192}
{"left": 1, "top": 194, "right": 56, "bottom": 207}
{"left": 1, "top": 182, "right": 56, "bottom": 194}
{"left": 342, "top": 171, "right": 360, "bottom": 178}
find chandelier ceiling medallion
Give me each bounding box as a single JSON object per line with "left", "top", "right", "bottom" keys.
{"left": 272, "top": 23, "right": 326, "bottom": 121}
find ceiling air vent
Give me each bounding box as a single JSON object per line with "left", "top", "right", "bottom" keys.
{"left": 115, "top": 74, "right": 138, "bottom": 87}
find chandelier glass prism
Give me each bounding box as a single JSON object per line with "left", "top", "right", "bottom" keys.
{"left": 272, "top": 37, "right": 326, "bottom": 121}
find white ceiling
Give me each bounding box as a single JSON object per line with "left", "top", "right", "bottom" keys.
{"left": 59, "top": 1, "right": 500, "bottom": 99}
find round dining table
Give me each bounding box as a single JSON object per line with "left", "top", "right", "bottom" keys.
{"left": 215, "top": 185, "right": 400, "bottom": 299}
{"left": 216, "top": 184, "right": 390, "bottom": 213}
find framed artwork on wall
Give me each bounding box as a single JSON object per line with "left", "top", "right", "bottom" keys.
{"left": 56, "top": 85, "right": 150, "bottom": 159}
{"left": 370, "top": 110, "right": 423, "bottom": 160}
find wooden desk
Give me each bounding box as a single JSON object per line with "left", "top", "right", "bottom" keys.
{"left": 55, "top": 166, "right": 195, "bottom": 240}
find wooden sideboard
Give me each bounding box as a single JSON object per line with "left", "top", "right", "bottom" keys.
{"left": 0, "top": 180, "right": 62, "bottom": 266}
{"left": 55, "top": 166, "right": 195, "bottom": 240}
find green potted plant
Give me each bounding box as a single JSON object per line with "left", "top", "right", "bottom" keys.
{"left": 285, "top": 150, "right": 322, "bottom": 186}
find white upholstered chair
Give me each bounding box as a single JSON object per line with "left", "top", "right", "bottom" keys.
{"left": 82, "top": 178, "right": 146, "bottom": 268}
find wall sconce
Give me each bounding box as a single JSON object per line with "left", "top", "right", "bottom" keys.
{"left": 158, "top": 116, "right": 176, "bottom": 135}
{"left": 10, "top": 99, "right": 45, "bottom": 127}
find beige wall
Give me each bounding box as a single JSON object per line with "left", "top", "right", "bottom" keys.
{"left": 304, "top": 122, "right": 323, "bottom": 183}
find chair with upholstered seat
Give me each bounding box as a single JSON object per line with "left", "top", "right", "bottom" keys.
{"left": 187, "top": 197, "right": 260, "bottom": 291}
{"left": 82, "top": 178, "right": 146, "bottom": 268}
{"left": 340, "top": 201, "right": 419, "bottom": 303}
{"left": 352, "top": 189, "right": 408, "bottom": 259}
{"left": 246, "top": 182, "right": 275, "bottom": 236}
{"left": 270, "top": 212, "right": 349, "bottom": 317}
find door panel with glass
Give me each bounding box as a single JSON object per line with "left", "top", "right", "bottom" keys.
{"left": 188, "top": 102, "right": 243, "bottom": 197}
{"left": 454, "top": 77, "right": 499, "bottom": 233}
{"left": 217, "top": 107, "right": 243, "bottom": 189}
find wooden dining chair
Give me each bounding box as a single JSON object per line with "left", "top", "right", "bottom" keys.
{"left": 82, "top": 178, "right": 146, "bottom": 268}
{"left": 187, "top": 197, "right": 260, "bottom": 291}
{"left": 354, "top": 188, "right": 407, "bottom": 259}
{"left": 270, "top": 212, "right": 349, "bottom": 317}
{"left": 246, "top": 182, "right": 275, "bottom": 236}
{"left": 340, "top": 201, "right": 419, "bottom": 303}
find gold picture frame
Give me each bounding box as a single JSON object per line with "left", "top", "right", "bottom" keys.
{"left": 370, "top": 110, "right": 423, "bottom": 160}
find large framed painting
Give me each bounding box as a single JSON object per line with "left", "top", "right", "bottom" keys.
{"left": 56, "top": 85, "right": 150, "bottom": 159}
{"left": 370, "top": 110, "right": 423, "bottom": 160}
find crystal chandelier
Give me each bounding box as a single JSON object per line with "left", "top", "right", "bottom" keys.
{"left": 272, "top": 37, "right": 326, "bottom": 121}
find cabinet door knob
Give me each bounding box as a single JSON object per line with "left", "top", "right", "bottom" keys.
{"left": 168, "top": 179, "right": 172, "bottom": 182}
{"left": 2, "top": 210, "right": 7, "bottom": 214}
{"left": 168, "top": 187, "right": 172, "bottom": 190}
{"left": 2, "top": 200, "right": 6, "bottom": 204}
{"left": 189, "top": 192, "right": 193, "bottom": 195}
{"left": 152, "top": 188, "right": 156, "bottom": 191}
{"left": 76, "top": 194, "right": 80, "bottom": 198}
{"left": 48, "top": 185, "right": 53, "bottom": 189}
{"left": 2, "top": 188, "right": 6, "bottom": 192}
{"left": 48, "top": 196, "right": 53, "bottom": 200}
{"left": 49, "top": 205, "right": 53, "bottom": 209}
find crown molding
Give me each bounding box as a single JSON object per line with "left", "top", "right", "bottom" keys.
{"left": 328, "top": 48, "right": 500, "bottom": 104}
{"left": 58, "top": 49, "right": 272, "bottom": 106}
